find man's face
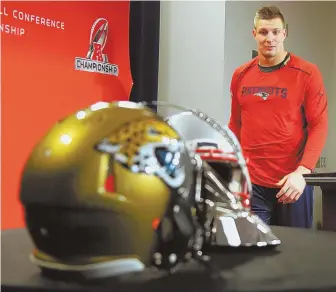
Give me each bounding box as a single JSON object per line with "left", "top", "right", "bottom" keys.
{"left": 253, "top": 18, "right": 287, "bottom": 59}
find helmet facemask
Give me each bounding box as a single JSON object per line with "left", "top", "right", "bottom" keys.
{"left": 164, "top": 109, "right": 281, "bottom": 249}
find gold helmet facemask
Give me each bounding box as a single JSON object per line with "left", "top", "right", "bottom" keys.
{"left": 20, "top": 101, "right": 207, "bottom": 280}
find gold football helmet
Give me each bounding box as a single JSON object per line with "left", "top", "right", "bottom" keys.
{"left": 19, "top": 101, "right": 202, "bottom": 279}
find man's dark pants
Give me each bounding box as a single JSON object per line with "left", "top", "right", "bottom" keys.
{"left": 251, "top": 184, "right": 314, "bottom": 228}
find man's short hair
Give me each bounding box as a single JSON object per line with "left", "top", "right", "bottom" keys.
{"left": 254, "top": 6, "right": 285, "bottom": 28}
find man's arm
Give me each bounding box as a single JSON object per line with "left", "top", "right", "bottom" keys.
{"left": 228, "top": 70, "right": 242, "bottom": 141}
{"left": 299, "top": 65, "right": 328, "bottom": 172}
{"left": 276, "top": 66, "right": 328, "bottom": 203}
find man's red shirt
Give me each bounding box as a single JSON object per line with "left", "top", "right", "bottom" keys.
{"left": 228, "top": 54, "right": 328, "bottom": 188}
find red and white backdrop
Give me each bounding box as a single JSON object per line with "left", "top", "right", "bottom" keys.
{"left": 1, "top": 1, "right": 133, "bottom": 229}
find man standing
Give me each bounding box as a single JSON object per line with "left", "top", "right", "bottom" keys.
{"left": 228, "top": 5, "right": 328, "bottom": 228}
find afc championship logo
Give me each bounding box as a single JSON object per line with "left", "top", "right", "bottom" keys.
{"left": 75, "top": 18, "right": 119, "bottom": 76}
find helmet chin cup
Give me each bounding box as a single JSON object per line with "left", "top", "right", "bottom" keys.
{"left": 212, "top": 213, "right": 281, "bottom": 248}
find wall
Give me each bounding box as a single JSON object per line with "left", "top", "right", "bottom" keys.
{"left": 318, "top": 7, "right": 336, "bottom": 227}
{"left": 324, "top": 13, "right": 336, "bottom": 174}
{"left": 157, "top": 1, "right": 226, "bottom": 122}
{"left": 1, "top": 1, "right": 132, "bottom": 229}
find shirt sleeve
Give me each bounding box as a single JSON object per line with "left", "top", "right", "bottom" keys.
{"left": 300, "top": 65, "right": 328, "bottom": 170}
{"left": 228, "top": 70, "right": 242, "bottom": 142}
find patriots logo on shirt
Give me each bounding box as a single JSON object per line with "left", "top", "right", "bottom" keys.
{"left": 254, "top": 92, "right": 269, "bottom": 100}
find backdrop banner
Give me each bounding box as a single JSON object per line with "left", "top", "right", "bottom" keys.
{"left": 1, "top": 1, "right": 132, "bottom": 229}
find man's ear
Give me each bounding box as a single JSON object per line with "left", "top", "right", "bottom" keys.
{"left": 283, "top": 28, "right": 287, "bottom": 38}
{"left": 252, "top": 28, "right": 257, "bottom": 39}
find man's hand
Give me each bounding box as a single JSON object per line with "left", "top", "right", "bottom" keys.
{"left": 275, "top": 166, "right": 311, "bottom": 204}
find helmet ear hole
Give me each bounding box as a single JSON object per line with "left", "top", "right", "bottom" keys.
{"left": 104, "top": 156, "right": 115, "bottom": 193}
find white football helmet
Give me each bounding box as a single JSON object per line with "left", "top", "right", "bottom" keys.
{"left": 163, "top": 107, "right": 281, "bottom": 248}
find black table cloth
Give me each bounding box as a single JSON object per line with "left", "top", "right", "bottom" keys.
{"left": 2, "top": 226, "right": 336, "bottom": 292}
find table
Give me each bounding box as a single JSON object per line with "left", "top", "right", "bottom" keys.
{"left": 304, "top": 172, "right": 336, "bottom": 231}
{"left": 2, "top": 227, "right": 336, "bottom": 292}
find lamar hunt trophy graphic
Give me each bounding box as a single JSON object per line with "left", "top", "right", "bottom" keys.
{"left": 75, "top": 18, "right": 119, "bottom": 76}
